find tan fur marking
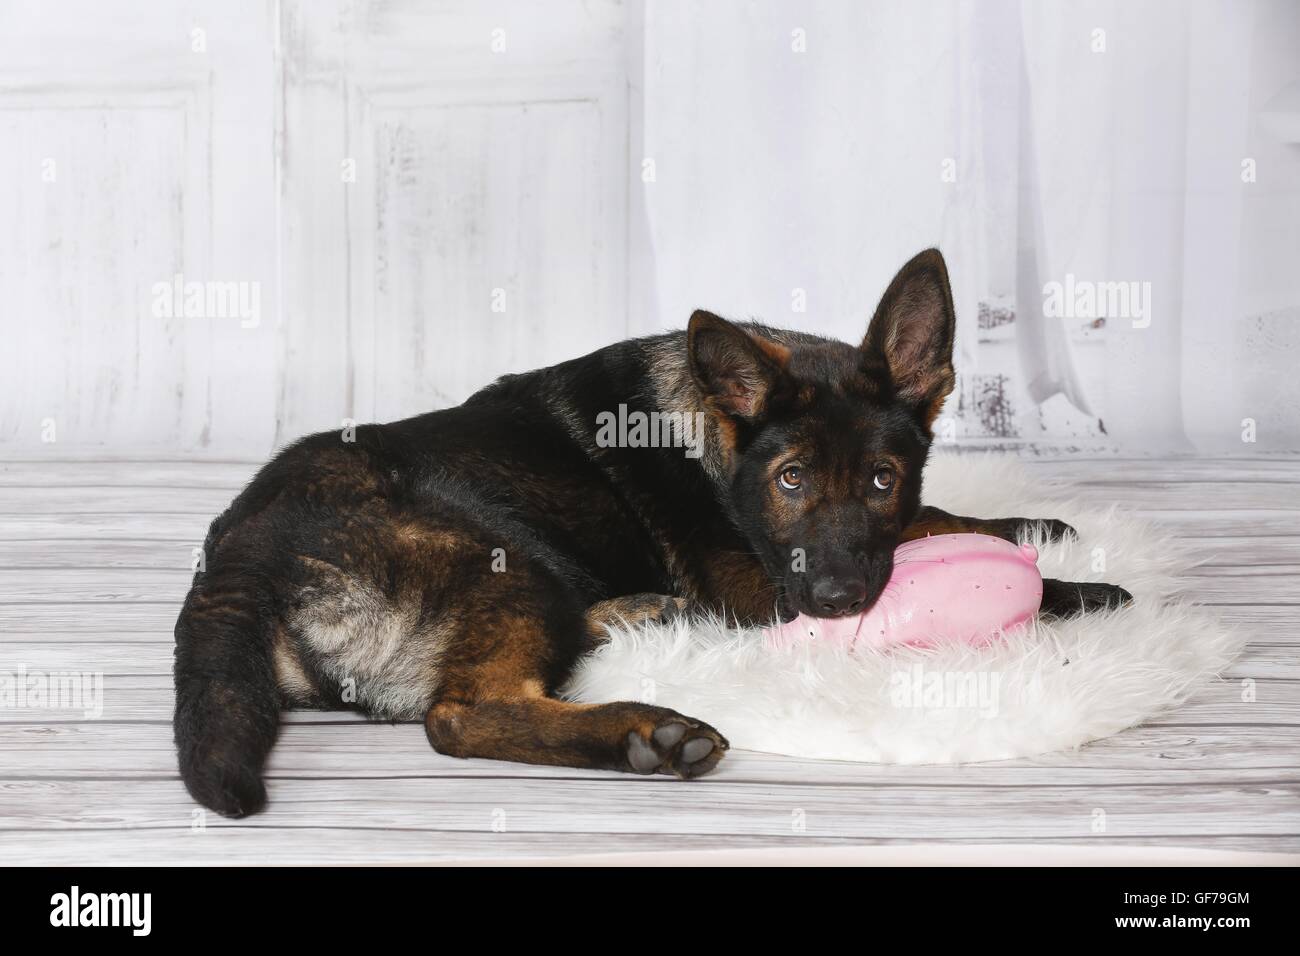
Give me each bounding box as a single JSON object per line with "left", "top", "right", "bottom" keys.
{"left": 291, "top": 555, "right": 447, "bottom": 719}
{"left": 392, "top": 522, "right": 467, "bottom": 550}
{"left": 272, "top": 628, "right": 318, "bottom": 703}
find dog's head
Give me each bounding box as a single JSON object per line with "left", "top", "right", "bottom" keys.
{"left": 688, "top": 249, "right": 956, "bottom": 619}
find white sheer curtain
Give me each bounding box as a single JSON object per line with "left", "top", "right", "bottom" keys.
{"left": 637, "top": 0, "right": 975, "bottom": 352}
{"left": 637, "top": 0, "right": 1288, "bottom": 450}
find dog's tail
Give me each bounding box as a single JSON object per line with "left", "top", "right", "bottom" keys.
{"left": 173, "top": 548, "right": 281, "bottom": 818}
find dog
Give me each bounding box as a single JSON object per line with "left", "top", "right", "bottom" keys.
{"left": 173, "top": 248, "right": 1131, "bottom": 816}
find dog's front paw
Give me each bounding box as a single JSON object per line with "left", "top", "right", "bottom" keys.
{"left": 625, "top": 716, "right": 729, "bottom": 779}
{"left": 1040, "top": 579, "right": 1133, "bottom": 618}
{"left": 982, "top": 516, "right": 1077, "bottom": 545}
{"left": 658, "top": 596, "right": 711, "bottom": 625}
{"left": 1017, "top": 517, "right": 1077, "bottom": 542}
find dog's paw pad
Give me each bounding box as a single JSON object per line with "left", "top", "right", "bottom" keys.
{"left": 625, "top": 718, "right": 728, "bottom": 778}
{"left": 680, "top": 737, "right": 715, "bottom": 763}
{"left": 626, "top": 732, "right": 662, "bottom": 772}
{"left": 653, "top": 721, "right": 687, "bottom": 748}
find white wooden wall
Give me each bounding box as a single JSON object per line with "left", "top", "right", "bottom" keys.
{"left": 0, "top": 0, "right": 635, "bottom": 457}
{"left": 2, "top": 1, "right": 1294, "bottom": 458}
{"left": 0, "top": 0, "right": 280, "bottom": 455}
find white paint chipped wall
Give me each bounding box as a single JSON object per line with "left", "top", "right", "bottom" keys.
{"left": 0, "top": 0, "right": 634, "bottom": 457}
{"left": 1, "top": 0, "right": 1296, "bottom": 457}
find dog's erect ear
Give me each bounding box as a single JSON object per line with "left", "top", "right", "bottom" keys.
{"left": 688, "top": 310, "right": 789, "bottom": 420}
{"left": 862, "top": 248, "right": 957, "bottom": 424}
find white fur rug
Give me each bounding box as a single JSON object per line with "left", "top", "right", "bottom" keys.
{"left": 564, "top": 454, "right": 1245, "bottom": 764}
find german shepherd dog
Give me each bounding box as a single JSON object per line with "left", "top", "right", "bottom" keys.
{"left": 174, "top": 249, "right": 1131, "bottom": 816}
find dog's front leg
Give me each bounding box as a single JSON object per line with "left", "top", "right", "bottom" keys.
{"left": 583, "top": 593, "right": 696, "bottom": 640}
{"left": 905, "top": 506, "right": 1132, "bottom": 615}
{"left": 903, "top": 505, "right": 1077, "bottom": 544}
{"left": 1039, "top": 578, "right": 1133, "bottom": 617}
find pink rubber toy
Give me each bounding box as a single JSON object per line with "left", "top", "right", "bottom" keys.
{"left": 764, "top": 533, "right": 1042, "bottom": 651}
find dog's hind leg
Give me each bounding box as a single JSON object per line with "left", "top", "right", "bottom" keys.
{"left": 426, "top": 694, "right": 728, "bottom": 778}
{"left": 904, "top": 505, "right": 1077, "bottom": 544}
{"left": 424, "top": 606, "right": 727, "bottom": 778}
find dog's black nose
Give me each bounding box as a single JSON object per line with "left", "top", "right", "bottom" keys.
{"left": 811, "top": 577, "right": 868, "bottom": 616}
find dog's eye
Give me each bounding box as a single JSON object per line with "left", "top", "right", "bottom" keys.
{"left": 872, "top": 467, "right": 894, "bottom": 492}
{"left": 778, "top": 466, "right": 803, "bottom": 491}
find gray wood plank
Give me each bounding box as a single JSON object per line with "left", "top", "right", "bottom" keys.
{"left": 0, "top": 540, "right": 207, "bottom": 571}
{"left": 0, "top": 641, "right": 175, "bottom": 671}
{"left": 0, "top": 460, "right": 258, "bottom": 488}
{"left": 0, "top": 513, "right": 211, "bottom": 541}
{"left": 1174, "top": 569, "right": 1300, "bottom": 604}
{"left": 0, "top": 605, "right": 185, "bottom": 631}
{"left": 4, "top": 777, "right": 1294, "bottom": 844}
{"left": 4, "top": 721, "right": 1297, "bottom": 783}
{"left": 1186, "top": 536, "right": 1300, "bottom": 565}
{"left": 0, "top": 568, "right": 192, "bottom": 603}
{"left": 1032, "top": 482, "right": 1300, "bottom": 511}
{"left": 2, "top": 828, "right": 1294, "bottom": 866}
{"left": 1019, "top": 457, "right": 1300, "bottom": 483}
{"left": 1102, "top": 511, "right": 1300, "bottom": 536}
{"left": 3, "top": 674, "right": 1291, "bottom": 726}
{"left": 0, "top": 486, "right": 235, "bottom": 515}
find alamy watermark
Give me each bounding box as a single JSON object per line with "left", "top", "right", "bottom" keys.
{"left": 50, "top": 886, "right": 150, "bottom": 936}
{"left": 151, "top": 273, "right": 261, "bottom": 328}
{"left": 889, "top": 664, "right": 1000, "bottom": 717}
{"left": 595, "top": 404, "right": 708, "bottom": 459}
{"left": 0, "top": 665, "right": 103, "bottom": 719}
{"left": 1043, "top": 274, "right": 1151, "bottom": 329}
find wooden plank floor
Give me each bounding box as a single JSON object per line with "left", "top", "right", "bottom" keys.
{"left": 1, "top": 455, "right": 1298, "bottom": 864}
